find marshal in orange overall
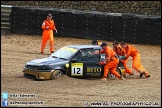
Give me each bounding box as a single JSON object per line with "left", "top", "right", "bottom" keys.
{"left": 41, "top": 13, "right": 57, "bottom": 53}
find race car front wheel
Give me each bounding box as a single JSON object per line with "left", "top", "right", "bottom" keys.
{"left": 50, "top": 70, "right": 63, "bottom": 80}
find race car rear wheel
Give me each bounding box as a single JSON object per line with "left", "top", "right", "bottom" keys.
{"left": 50, "top": 70, "right": 63, "bottom": 80}
{"left": 108, "top": 67, "right": 122, "bottom": 78}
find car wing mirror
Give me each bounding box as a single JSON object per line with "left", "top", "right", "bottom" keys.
{"left": 71, "top": 59, "right": 77, "bottom": 63}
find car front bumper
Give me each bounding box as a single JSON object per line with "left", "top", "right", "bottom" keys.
{"left": 22, "top": 69, "right": 53, "bottom": 80}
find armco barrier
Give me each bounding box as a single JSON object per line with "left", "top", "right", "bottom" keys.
{"left": 5, "top": 5, "right": 161, "bottom": 45}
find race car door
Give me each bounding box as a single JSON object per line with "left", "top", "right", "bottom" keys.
{"left": 70, "top": 48, "right": 104, "bottom": 78}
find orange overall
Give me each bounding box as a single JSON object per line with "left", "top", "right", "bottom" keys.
{"left": 100, "top": 46, "right": 121, "bottom": 78}
{"left": 113, "top": 44, "right": 133, "bottom": 75}
{"left": 124, "top": 45, "right": 149, "bottom": 76}
{"left": 41, "top": 19, "right": 56, "bottom": 53}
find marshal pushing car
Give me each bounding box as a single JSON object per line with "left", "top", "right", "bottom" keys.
{"left": 22, "top": 45, "right": 125, "bottom": 80}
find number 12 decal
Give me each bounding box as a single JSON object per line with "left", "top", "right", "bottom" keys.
{"left": 71, "top": 63, "right": 83, "bottom": 76}
{"left": 73, "top": 68, "right": 81, "bottom": 74}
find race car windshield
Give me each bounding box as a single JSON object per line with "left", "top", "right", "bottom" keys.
{"left": 50, "top": 47, "right": 77, "bottom": 60}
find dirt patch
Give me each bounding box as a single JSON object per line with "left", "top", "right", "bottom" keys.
{"left": 1, "top": 31, "right": 161, "bottom": 107}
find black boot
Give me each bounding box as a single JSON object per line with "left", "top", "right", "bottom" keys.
{"left": 139, "top": 72, "right": 144, "bottom": 78}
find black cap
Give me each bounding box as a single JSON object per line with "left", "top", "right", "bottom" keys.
{"left": 91, "top": 40, "right": 98, "bottom": 45}
{"left": 100, "top": 42, "right": 107, "bottom": 47}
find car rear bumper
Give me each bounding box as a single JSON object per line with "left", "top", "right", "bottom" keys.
{"left": 22, "top": 69, "right": 53, "bottom": 80}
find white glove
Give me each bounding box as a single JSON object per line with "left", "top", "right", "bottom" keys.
{"left": 55, "top": 29, "right": 57, "bottom": 33}
{"left": 45, "top": 26, "right": 49, "bottom": 29}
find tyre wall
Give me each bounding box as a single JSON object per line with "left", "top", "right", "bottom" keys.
{"left": 10, "top": 6, "right": 161, "bottom": 45}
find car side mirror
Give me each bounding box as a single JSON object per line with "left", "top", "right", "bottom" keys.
{"left": 71, "top": 59, "right": 77, "bottom": 63}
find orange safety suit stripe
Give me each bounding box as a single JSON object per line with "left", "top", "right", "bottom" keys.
{"left": 41, "top": 19, "right": 56, "bottom": 52}
{"left": 100, "top": 46, "right": 121, "bottom": 78}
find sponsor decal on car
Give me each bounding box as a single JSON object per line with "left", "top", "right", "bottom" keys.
{"left": 87, "top": 67, "right": 102, "bottom": 72}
